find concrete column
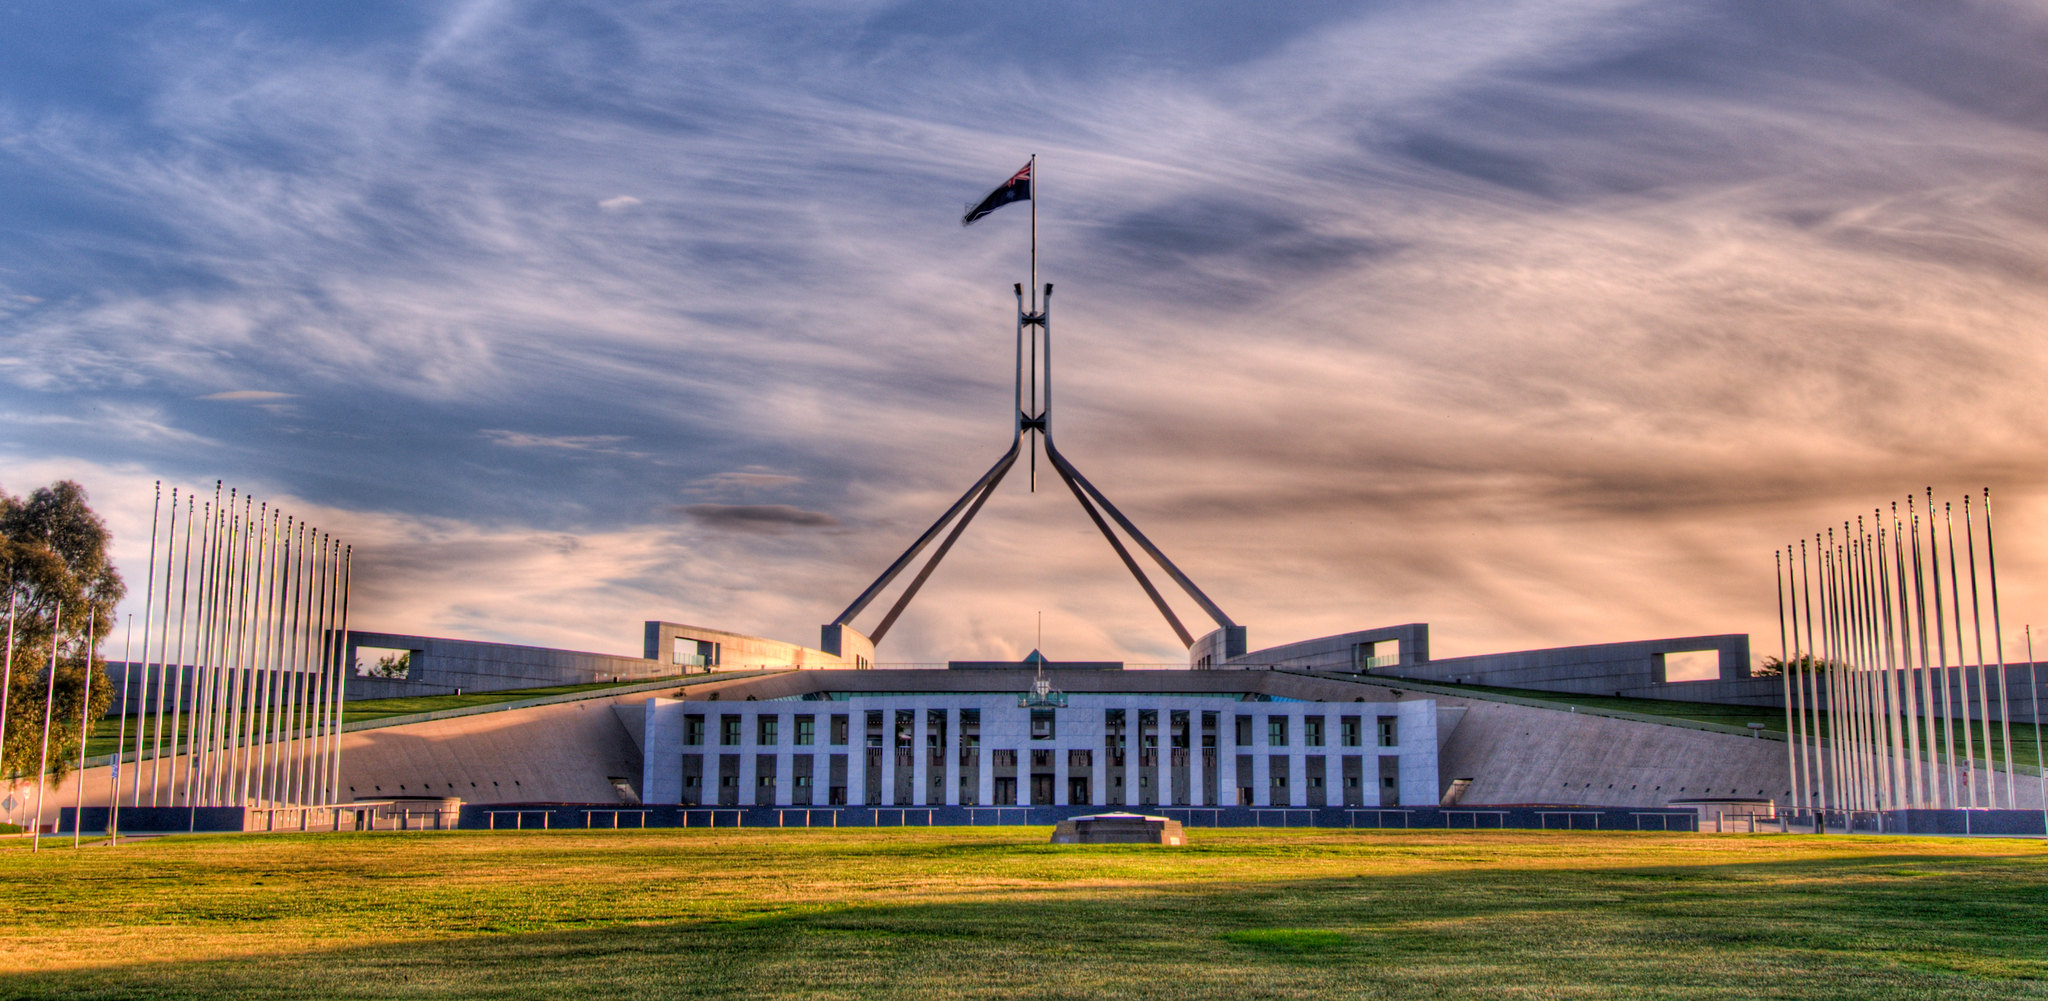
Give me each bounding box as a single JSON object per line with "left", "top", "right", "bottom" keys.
{"left": 1091, "top": 727, "right": 1107, "bottom": 807}
{"left": 1253, "top": 713, "right": 1271, "bottom": 807}
{"left": 1365, "top": 751, "right": 1383, "bottom": 807}
{"left": 812, "top": 743, "right": 830, "bottom": 807}
{"left": 943, "top": 707, "right": 960, "bottom": 807}
{"left": 1325, "top": 746, "right": 1341, "bottom": 810}
{"left": 1155, "top": 716, "right": 1170, "bottom": 807}
{"left": 774, "top": 716, "right": 794, "bottom": 807}
{"left": 1219, "top": 708, "right": 1237, "bottom": 806}
{"left": 1053, "top": 736, "right": 1070, "bottom": 806}
{"left": 978, "top": 734, "right": 994, "bottom": 806}
{"left": 1290, "top": 710, "right": 1309, "bottom": 808}
{"left": 738, "top": 709, "right": 758, "bottom": 807}
{"left": 912, "top": 705, "right": 929, "bottom": 807}
{"left": 848, "top": 717, "right": 866, "bottom": 807}
{"left": 1188, "top": 707, "right": 1205, "bottom": 807}
{"left": 1130, "top": 712, "right": 1146, "bottom": 806}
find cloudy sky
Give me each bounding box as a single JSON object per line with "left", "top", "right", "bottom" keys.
{"left": 5, "top": 0, "right": 2048, "bottom": 667}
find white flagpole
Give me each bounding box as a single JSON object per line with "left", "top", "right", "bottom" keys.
{"left": 33, "top": 599, "right": 61, "bottom": 852}
{"left": 73, "top": 615, "right": 94, "bottom": 847}
{"left": 130, "top": 483, "right": 159, "bottom": 809}
{"left": 111, "top": 614, "right": 132, "bottom": 843}
{"left": 0, "top": 593, "right": 15, "bottom": 813}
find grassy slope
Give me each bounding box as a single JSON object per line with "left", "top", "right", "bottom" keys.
{"left": 81, "top": 679, "right": 679, "bottom": 760}
{"left": 1436, "top": 682, "right": 2044, "bottom": 771}
{"left": 2, "top": 828, "right": 2045, "bottom": 1000}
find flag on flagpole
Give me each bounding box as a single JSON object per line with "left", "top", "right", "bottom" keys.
{"left": 962, "top": 162, "right": 1032, "bottom": 226}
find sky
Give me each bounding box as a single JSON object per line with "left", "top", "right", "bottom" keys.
{"left": 5, "top": 0, "right": 2048, "bottom": 667}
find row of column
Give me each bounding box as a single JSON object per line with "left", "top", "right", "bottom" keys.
{"left": 684, "top": 700, "right": 1415, "bottom": 808}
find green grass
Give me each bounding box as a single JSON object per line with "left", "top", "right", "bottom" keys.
{"left": 83, "top": 678, "right": 686, "bottom": 760}
{"left": 2, "top": 828, "right": 2045, "bottom": 999}
{"left": 1435, "top": 682, "right": 2045, "bottom": 771}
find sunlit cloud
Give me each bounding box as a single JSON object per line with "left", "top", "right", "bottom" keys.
{"left": 5, "top": 1, "right": 2048, "bottom": 665}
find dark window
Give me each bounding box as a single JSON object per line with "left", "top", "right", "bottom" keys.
{"left": 757, "top": 717, "right": 778, "bottom": 745}
{"left": 796, "top": 716, "right": 815, "bottom": 746}
{"left": 721, "top": 716, "right": 742, "bottom": 746}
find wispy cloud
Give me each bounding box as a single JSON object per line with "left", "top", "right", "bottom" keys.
{"left": 199, "top": 390, "right": 294, "bottom": 401}
{"left": 675, "top": 503, "right": 839, "bottom": 533}
{"left": 7, "top": 0, "right": 2048, "bottom": 663}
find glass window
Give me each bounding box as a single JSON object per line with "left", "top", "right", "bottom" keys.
{"left": 1235, "top": 716, "right": 1253, "bottom": 744}
{"left": 1268, "top": 717, "right": 1288, "bottom": 747}
{"left": 1305, "top": 717, "right": 1323, "bottom": 747}
{"left": 1378, "top": 717, "right": 1398, "bottom": 748}
{"left": 1340, "top": 718, "right": 1361, "bottom": 748}
{"left": 831, "top": 714, "right": 849, "bottom": 746}
{"left": 757, "top": 717, "right": 778, "bottom": 745}
{"left": 684, "top": 716, "right": 705, "bottom": 746}
{"left": 720, "top": 716, "right": 741, "bottom": 746}
{"left": 1031, "top": 708, "right": 1056, "bottom": 740}
{"left": 795, "top": 716, "right": 815, "bottom": 746}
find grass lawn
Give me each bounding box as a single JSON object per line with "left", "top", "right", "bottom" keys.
{"left": 1434, "top": 682, "right": 2045, "bottom": 771}
{"left": 2, "top": 828, "right": 2046, "bottom": 999}
{"left": 83, "top": 678, "right": 687, "bottom": 760}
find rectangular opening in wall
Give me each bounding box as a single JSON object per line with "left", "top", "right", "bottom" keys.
{"left": 1659, "top": 650, "right": 1719, "bottom": 683}
{"left": 672, "top": 637, "right": 721, "bottom": 668}
{"left": 355, "top": 646, "right": 414, "bottom": 679}
{"left": 1354, "top": 640, "right": 1398, "bottom": 671}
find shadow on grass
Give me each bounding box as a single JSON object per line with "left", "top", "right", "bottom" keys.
{"left": 5, "top": 850, "right": 2047, "bottom": 1001}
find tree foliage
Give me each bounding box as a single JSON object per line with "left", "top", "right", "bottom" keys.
{"left": 1755, "top": 653, "right": 1839, "bottom": 678}
{"left": 1, "top": 481, "right": 124, "bottom": 784}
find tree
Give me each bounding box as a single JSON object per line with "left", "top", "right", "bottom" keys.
{"left": 1755, "top": 653, "right": 1836, "bottom": 678}
{"left": 370, "top": 652, "right": 410, "bottom": 679}
{"left": 1, "top": 481, "right": 124, "bottom": 785}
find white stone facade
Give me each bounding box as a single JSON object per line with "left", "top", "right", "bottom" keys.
{"left": 642, "top": 692, "right": 1438, "bottom": 809}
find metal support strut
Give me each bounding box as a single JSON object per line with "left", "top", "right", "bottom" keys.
{"left": 829, "top": 283, "right": 1236, "bottom": 652}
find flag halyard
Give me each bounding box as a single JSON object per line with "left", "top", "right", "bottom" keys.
{"left": 962, "top": 162, "right": 1032, "bottom": 226}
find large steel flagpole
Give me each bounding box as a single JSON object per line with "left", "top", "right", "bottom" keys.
{"left": 129, "top": 483, "right": 159, "bottom": 808}
{"left": 1982, "top": 488, "right": 2016, "bottom": 809}
{"left": 32, "top": 599, "right": 61, "bottom": 851}
{"left": 73, "top": 616, "right": 94, "bottom": 847}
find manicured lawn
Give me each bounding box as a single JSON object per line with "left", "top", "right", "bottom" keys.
{"left": 83, "top": 678, "right": 689, "bottom": 760}
{"left": 1437, "top": 682, "right": 2045, "bottom": 771}
{"left": 2, "top": 828, "right": 2045, "bottom": 999}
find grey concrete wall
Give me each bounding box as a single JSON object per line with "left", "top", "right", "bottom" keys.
{"left": 343, "top": 630, "right": 674, "bottom": 699}
{"left": 1372, "top": 634, "right": 1753, "bottom": 698}
{"left": 645, "top": 621, "right": 851, "bottom": 671}
{"left": 1226, "top": 624, "right": 1430, "bottom": 671}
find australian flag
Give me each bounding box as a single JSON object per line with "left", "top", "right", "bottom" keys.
{"left": 962, "top": 161, "right": 1031, "bottom": 226}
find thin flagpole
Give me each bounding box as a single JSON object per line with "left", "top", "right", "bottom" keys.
{"left": 1982, "top": 488, "right": 2016, "bottom": 810}
{"left": 167, "top": 494, "right": 194, "bottom": 807}
{"left": 130, "top": 483, "right": 159, "bottom": 809}
{"left": 1946, "top": 501, "right": 1976, "bottom": 808}
{"left": 111, "top": 615, "right": 131, "bottom": 842}
{"left": 2026, "top": 626, "right": 2043, "bottom": 835}
{"left": 328, "top": 545, "right": 352, "bottom": 805}
{"left": 1787, "top": 546, "right": 1810, "bottom": 813}
{"left": 1890, "top": 507, "right": 1922, "bottom": 806}
{"left": 1778, "top": 550, "right": 1799, "bottom": 811}
{"left": 147, "top": 489, "right": 177, "bottom": 806}
{"left": 289, "top": 526, "right": 313, "bottom": 807}
{"left": 1878, "top": 516, "right": 1907, "bottom": 807}
{"left": 33, "top": 599, "right": 61, "bottom": 852}
{"left": 1803, "top": 538, "right": 1824, "bottom": 811}
{"left": 0, "top": 593, "right": 15, "bottom": 812}
{"left": 1909, "top": 501, "right": 1939, "bottom": 806}
{"left": 74, "top": 616, "right": 94, "bottom": 847}
{"left": 1930, "top": 492, "right": 1958, "bottom": 807}
{"left": 1963, "top": 495, "right": 1993, "bottom": 808}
